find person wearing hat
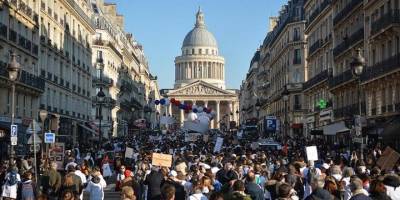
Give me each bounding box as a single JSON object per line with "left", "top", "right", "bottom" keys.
{"left": 161, "top": 170, "right": 186, "bottom": 200}
{"left": 382, "top": 174, "right": 400, "bottom": 200}
{"left": 349, "top": 177, "right": 371, "bottom": 200}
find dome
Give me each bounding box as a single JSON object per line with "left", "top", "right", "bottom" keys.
{"left": 182, "top": 8, "right": 218, "bottom": 48}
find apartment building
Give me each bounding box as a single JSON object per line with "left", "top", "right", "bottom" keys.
{"left": 303, "top": 0, "right": 334, "bottom": 134}
{"left": 0, "top": 0, "right": 44, "bottom": 154}
{"left": 260, "top": 0, "right": 307, "bottom": 137}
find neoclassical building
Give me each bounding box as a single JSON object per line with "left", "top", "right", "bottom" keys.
{"left": 164, "top": 8, "right": 239, "bottom": 129}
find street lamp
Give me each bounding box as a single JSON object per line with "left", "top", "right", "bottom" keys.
{"left": 350, "top": 48, "right": 365, "bottom": 159}
{"left": 39, "top": 110, "right": 48, "bottom": 158}
{"left": 282, "top": 86, "right": 289, "bottom": 139}
{"left": 97, "top": 88, "right": 105, "bottom": 146}
{"left": 7, "top": 52, "right": 21, "bottom": 160}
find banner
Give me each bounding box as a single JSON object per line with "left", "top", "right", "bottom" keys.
{"left": 152, "top": 153, "right": 172, "bottom": 167}
{"left": 49, "top": 143, "right": 65, "bottom": 170}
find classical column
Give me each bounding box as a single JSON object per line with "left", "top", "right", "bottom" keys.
{"left": 168, "top": 103, "right": 172, "bottom": 116}
{"left": 216, "top": 101, "right": 220, "bottom": 129}
{"left": 180, "top": 108, "right": 184, "bottom": 126}
{"left": 204, "top": 101, "right": 208, "bottom": 108}
{"left": 228, "top": 101, "right": 232, "bottom": 130}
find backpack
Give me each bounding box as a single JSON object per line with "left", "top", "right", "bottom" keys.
{"left": 306, "top": 167, "right": 317, "bottom": 184}
{"left": 6, "top": 171, "right": 18, "bottom": 186}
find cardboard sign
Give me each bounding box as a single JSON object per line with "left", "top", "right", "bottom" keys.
{"left": 377, "top": 147, "right": 400, "bottom": 171}
{"left": 49, "top": 142, "right": 65, "bottom": 170}
{"left": 125, "top": 147, "right": 134, "bottom": 159}
{"left": 152, "top": 153, "right": 172, "bottom": 167}
{"left": 213, "top": 137, "right": 224, "bottom": 153}
{"left": 306, "top": 146, "right": 318, "bottom": 161}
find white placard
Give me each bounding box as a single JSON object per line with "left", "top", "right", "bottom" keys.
{"left": 125, "top": 147, "right": 134, "bottom": 159}
{"left": 306, "top": 146, "right": 318, "bottom": 161}
{"left": 213, "top": 137, "right": 224, "bottom": 153}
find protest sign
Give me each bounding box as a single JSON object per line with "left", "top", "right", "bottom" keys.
{"left": 213, "top": 137, "right": 224, "bottom": 153}
{"left": 125, "top": 147, "right": 134, "bottom": 159}
{"left": 306, "top": 146, "right": 318, "bottom": 161}
{"left": 152, "top": 153, "right": 172, "bottom": 167}
{"left": 377, "top": 147, "right": 400, "bottom": 171}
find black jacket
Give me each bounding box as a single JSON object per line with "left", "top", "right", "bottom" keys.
{"left": 305, "top": 188, "right": 334, "bottom": 200}
{"left": 245, "top": 182, "right": 264, "bottom": 200}
{"left": 144, "top": 170, "right": 163, "bottom": 200}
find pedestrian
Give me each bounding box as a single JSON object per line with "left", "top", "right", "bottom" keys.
{"left": 1, "top": 166, "right": 21, "bottom": 200}
{"left": 143, "top": 166, "right": 163, "bottom": 200}
{"left": 121, "top": 186, "right": 136, "bottom": 200}
{"left": 116, "top": 165, "right": 133, "bottom": 191}
{"left": 348, "top": 177, "right": 371, "bottom": 200}
{"left": 244, "top": 171, "right": 264, "bottom": 200}
{"left": 304, "top": 176, "right": 334, "bottom": 200}
{"left": 188, "top": 179, "right": 208, "bottom": 200}
{"left": 368, "top": 179, "right": 391, "bottom": 200}
{"left": 161, "top": 170, "right": 186, "bottom": 200}
{"left": 85, "top": 175, "right": 105, "bottom": 200}
{"left": 382, "top": 175, "right": 400, "bottom": 200}
{"left": 225, "top": 180, "right": 251, "bottom": 200}
{"left": 74, "top": 165, "right": 87, "bottom": 200}
{"left": 59, "top": 165, "right": 82, "bottom": 199}
{"left": 17, "top": 171, "right": 37, "bottom": 200}
{"left": 161, "top": 184, "right": 176, "bottom": 200}
{"left": 42, "top": 161, "right": 62, "bottom": 199}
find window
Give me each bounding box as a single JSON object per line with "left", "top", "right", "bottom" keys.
{"left": 293, "top": 27, "right": 300, "bottom": 41}
{"left": 185, "top": 49, "right": 188, "bottom": 55}
{"left": 192, "top": 49, "right": 195, "bottom": 54}
{"left": 199, "top": 49, "right": 202, "bottom": 54}
{"left": 293, "top": 49, "right": 301, "bottom": 64}
{"left": 206, "top": 49, "right": 209, "bottom": 54}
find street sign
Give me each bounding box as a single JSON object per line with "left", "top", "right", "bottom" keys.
{"left": 10, "top": 124, "right": 17, "bottom": 137}
{"left": 265, "top": 116, "right": 277, "bottom": 131}
{"left": 44, "top": 132, "right": 55, "bottom": 144}
{"left": 30, "top": 144, "right": 40, "bottom": 153}
{"left": 353, "top": 137, "right": 363, "bottom": 144}
{"left": 11, "top": 136, "right": 17, "bottom": 146}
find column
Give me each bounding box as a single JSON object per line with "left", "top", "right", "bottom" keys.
{"left": 216, "top": 101, "right": 220, "bottom": 128}
{"left": 180, "top": 109, "right": 184, "bottom": 126}
{"left": 228, "top": 101, "right": 232, "bottom": 130}
{"left": 204, "top": 100, "right": 208, "bottom": 108}
{"left": 168, "top": 103, "right": 172, "bottom": 116}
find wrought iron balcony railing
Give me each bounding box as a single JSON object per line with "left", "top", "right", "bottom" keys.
{"left": 361, "top": 54, "right": 400, "bottom": 82}
{"left": 333, "top": 28, "right": 364, "bottom": 57}
{"left": 328, "top": 69, "right": 353, "bottom": 88}
{"left": 371, "top": 9, "right": 400, "bottom": 36}
{"left": 333, "top": 0, "right": 363, "bottom": 25}
{"left": 303, "top": 70, "right": 328, "bottom": 90}
{"left": 306, "top": 0, "right": 331, "bottom": 27}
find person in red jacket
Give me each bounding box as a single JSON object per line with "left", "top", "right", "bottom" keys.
{"left": 116, "top": 165, "right": 133, "bottom": 191}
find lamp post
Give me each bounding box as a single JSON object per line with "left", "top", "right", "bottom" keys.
{"left": 350, "top": 48, "right": 365, "bottom": 159}
{"left": 7, "top": 52, "right": 21, "bottom": 160}
{"left": 97, "top": 88, "right": 105, "bottom": 146}
{"left": 282, "top": 86, "right": 289, "bottom": 139}
{"left": 39, "top": 110, "right": 48, "bottom": 158}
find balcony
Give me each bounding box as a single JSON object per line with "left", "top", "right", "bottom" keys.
{"left": 92, "top": 96, "right": 116, "bottom": 107}
{"left": 333, "top": 28, "right": 364, "bottom": 57}
{"left": 328, "top": 69, "right": 354, "bottom": 89}
{"left": 303, "top": 70, "right": 329, "bottom": 90}
{"left": 309, "top": 39, "right": 322, "bottom": 56}
{"left": 333, "top": 0, "right": 363, "bottom": 25}
{"left": 9, "top": 29, "right": 17, "bottom": 43}
{"left": 0, "top": 23, "right": 7, "bottom": 38}
{"left": 361, "top": 54, "right": 400, "bottom": 82}
{"left": 93, "top": 39, "right": 123, "bottom": 60}
{"left": 93, "top": 76, "right": 113, "bottom": 87}
{"left": 371, "top": 9, "right": 400, "bottom": 37}
{"left": 0, "top": 63, "right": 45, "bottom": 92}
{"left": 333, "top": 103, "right": 365, "bottom": 119}
{"left": 65, "top": 0, "right": 94, "bottom": 28}
{"left": 306, "top": 0, "right": 331, "bottom": 28}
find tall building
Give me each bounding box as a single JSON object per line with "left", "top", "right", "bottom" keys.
{"left": 259, "top": 0, "right": 307, "bottom": 137}
{"left": 361, "top": 0, "right": 400, "bottom": 139}
{"left": 164, "top": 8, "right": 239, "bottom": 130}
{"left": 0, "top": 0, "right": 44, "bottom": 154}
{"left": 303, "top": 0, "right": 334, "bottom": 135}
{"left": 38, "top": 0, "right": 95, "bottom": 146}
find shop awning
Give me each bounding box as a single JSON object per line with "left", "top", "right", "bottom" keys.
{"left": 78, "top": 123, "right": 98, "bottom": 136}
{"left": 323, "top": 121, "right": 350, "bottom": 135}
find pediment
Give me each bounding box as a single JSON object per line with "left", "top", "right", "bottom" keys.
{"left": 169, "top": 81, "right": 235, "bottom": 96}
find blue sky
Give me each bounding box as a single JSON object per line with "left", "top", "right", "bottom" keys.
{"left": 107, "top": 0, "right": 287, "bottom": 89}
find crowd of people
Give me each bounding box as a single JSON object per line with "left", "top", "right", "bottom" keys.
{"left": 0, "top": 130, "right": 399, "bottom": 200}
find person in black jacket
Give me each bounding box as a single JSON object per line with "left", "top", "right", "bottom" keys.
{"left": 244, "top": 171, "right": 264, "bottom": 200}
{"left": 216, "top": 162, "right": 238, "bottom": 185}
{"left": 161, "top": 170, "right": 186, "bottom": 200}
{"left": 144, "top": 166, "right": 164, "bottom": 200}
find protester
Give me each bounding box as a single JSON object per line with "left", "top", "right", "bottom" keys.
{"left": 121, "top": 186, "right": 137, "bottom": 200}
{"left": 161, "top": 184, "right": 176, "bottom": 200}
{"left": 244, "top": 171, "right": 264, "bottom": 200}
{"left": 85, "top": 175, "right": 105, "bottom": 200}
{"left": 1, "top": 166, "right": 21, "bottom": 200}
{"left": 17, "top": 171, "right": 37, "bottom": 200}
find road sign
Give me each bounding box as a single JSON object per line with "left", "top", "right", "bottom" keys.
{"left": 44, "top": 132, "right": 55, "bottom": 144}
{"left": 11, "top": 136, "right": 17, "bottom": 146}
{"left": 10, "top": 124, "right": 17, "bottom": 137}
{"left": 353, "top": 137, "right": 363, "bottom": 144}
{"left": 265, "top": 116, "right": 277, "bottom": 131}
{"left": 30, "top": 144, "right": 40, "bottom": 153}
